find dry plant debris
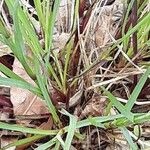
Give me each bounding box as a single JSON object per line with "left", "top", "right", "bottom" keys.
{"left": 0, "top": 0, "right": 150, "bottom": 149}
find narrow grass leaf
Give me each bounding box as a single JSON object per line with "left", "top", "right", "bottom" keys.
{"left": 53, "top": 52, "right": 64, "bottom": 87}
{"left": 45, "top": 0, "right": 60, "bottom": 51}
{"left": 125, "top": 67, "right": 150, "bottom": 110}
{"left": 134, "top": 112, "right": 150, "bottom": 124}
{"left": 101, "top": 86, "right": 134, "bottom": 121}
{"left": 54, "top": 141, "right": 61, "bottom": 150}
{"left": 0, "top": 63, "right": 26, "bottom": 82}
{"left": 63, "top": 41, "right": 73, "bottom": 93}
{"left": 0, "top": 77, "right": 42, "bottom": 97}
{"left": 6, "top": 0, "right": 43, "bottom": 58}
{"left": 2, "top": 135, "right": 46, "bottom": 150}
{"left": 14, "top": 1, "right": 35, "bottom": 79}
{"left": 88, "top": 116, "right": 105, "bottom": 128}
{"left": 56, "top": 134, "right": 65, "bottom": 148}
{"left": 71, "top": 0, "right": 79, "bottom": 32}
{"left": 122, "top": 0, "right": 135, "bottom": 35}
{"left": 33, "top": 0, "right": 45, "bottom": 31}
{"left": 34, "top": 59, "right": 60, "bottom": 124}
{"left": 120, "top": 127, "right": 138, "bottom": 150}
{"left": 35, "top": 137, "right": 56, "bottom": 150}
{"left": 47, "top": 63, "right": 63, "bottom": 89}
{"left": 0, "top": 19, "right": 10, "bottom": 38}
{"left": 45, "top": 0, "right": 60, "bottom": 67}
{"left": 61, "top": 109, "right": 77, "bottom": 150}
{"left": 77, "top": 114, "right": 123, "bottom": 128}
{"left": 0, "top": 122, "right": 58, "bottom": 135}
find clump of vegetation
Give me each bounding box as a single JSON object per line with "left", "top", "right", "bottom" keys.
{"left": 0, "top": 0, "right": 150, "bottom": 149}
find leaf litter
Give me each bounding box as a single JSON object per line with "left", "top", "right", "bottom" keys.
{"left": 0, "top": 0, "right": 150, "bottom": 149}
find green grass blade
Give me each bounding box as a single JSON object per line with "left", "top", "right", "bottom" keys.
{"left": 120, "top": 127, "right": 138, "bottom": 150}
{"left": 101, "top": 86, "right": 134, "bottom": 121}
{"left": 12, "top": 1, "right": 35, "bottom": 79}
{"left": 62, "top": 109, "right": 77, "bottom": 150}
{"left": 125, "top": 67, "right": 150, "bottom": 110}
{"left": 0, "top": 77, "right": 42, "bottom": 97}
{"left": 45, "top": 0, "right": 60, "bottom": 68}
{"left": 87, "top": 116, "right": 105, "bottom": 128}
{"left": 63, "top": 41, "right": 73, "bottom": 93}
{"left": 34, "top": 59, "right": 60, "bottom": 124}
{"left": 122, "top": 0, "right": 134, "bottom": 36}
{"left": 0, "top": 19, "right": 10, "bottom": 38}
{"left": 2, "top": 135, "right": 46, "bottom": 150}
{"left": 77, "top": 114, "right": 123, "bottom": 128}
{"left": 35, "top": 137, "right": 56, "bottom": 150}
{"left": 5, "top": 0, "right": 43, "bottom": 58}
{"left": 33, "top": 0, "right": 45, "bottom": 31}
{"left": 71, "top": 0, "right": 79, "bottom": 32}
{"left": 0, "top": 122, "right": 58, "bottom": 135}
{"left": 53, "top": 52, "right": 64, "bottom": 87}
{"left": 45, "top": 0, "right": 60, "bottom": 52}
{"left": 54, "top": 141, "right": 61, "bottom": 150}
{"left": 47, "top": 63, "right": 63, "bottom": 90}
{"left": 19, "top": 11, "right": 43, "bottom": 58}
{"left": 0, "top": 63, "right": 26, "bottom": 82}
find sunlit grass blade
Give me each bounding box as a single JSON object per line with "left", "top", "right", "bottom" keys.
{"left": 120, "top": 127, "right": 138, "bottom": 150}
{"left": 35, "top": 137, "right": 56, "bottom": 150}
{"left": 101, "top": 86, "right": 134, "bottom": 121}
{"left": 2, "top": 135, "right": 46, "bottom": 150}
{"left": 0, "top": 77, "right": 42, "bottom": 97}
{"left": 61, "top": 109, "right": 77, "bottom": 150}
{"left": 0, "top": 121, "right": 58, "bottom": 135}
{"left": 34, "top": 59, "right": 60, "bottom": 124}
{"left": 0, "top": 63, "right": 26, "bottom": 82}
{"left": 125, "top": 67, "right": 150, "bottom": 110}
{"left": 47, "top": 63, "right": 63, "bottom": 89}
{"left": 45, "top": 0, "right": 60, "bottom": 66}
{"left": 77, "top": 114, "right": 123, "bottom": 128}
{"left": 88, "top": 116, "right": 105, "bottom": 128}
{"left": 12, "top": 1, "right": 36, "bottom": 79}
{"left": 71, "top": 0, "right": 79, "bottom": 32}
{"left": 63, "top": 40, "right": 73, "bottom": 93}
{"left": 5, "top": 0, "right": 44, "bottom": 58}
{"left": 33, "top": 0, "right": 45, "bottom": 31}
{"left": 0, "top": 18, "right": 10, "bottom": 38}
{"left": 53, "top": 51, "right": 64, "bottom": 87}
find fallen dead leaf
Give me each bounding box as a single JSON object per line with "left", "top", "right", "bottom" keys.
{"left": 79, "top": 95, "right": 107, "bottom": 119}
{"left": 0, "top": 137, "right": 17, "bottom": 150}
{"left": 10, "top": 58, "right": 49, "bottom": 126}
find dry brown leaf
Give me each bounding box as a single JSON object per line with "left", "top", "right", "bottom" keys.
{"left": 95, "top": 2, "right": 124, "bottom": 47}
{"left": 10, "top": 58, "right": 49, "bottom": 125}
{"left": 0, "top": 137, "right": 17, "bottom": 150}
{"left": 0, "top": 41, "right": 11, "bottom": 57}
{"left": 38, "top": 117, "right": 53, "bottom": 130}
{"left": 79, "top": 95, "right": 107, "bottom": 119}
